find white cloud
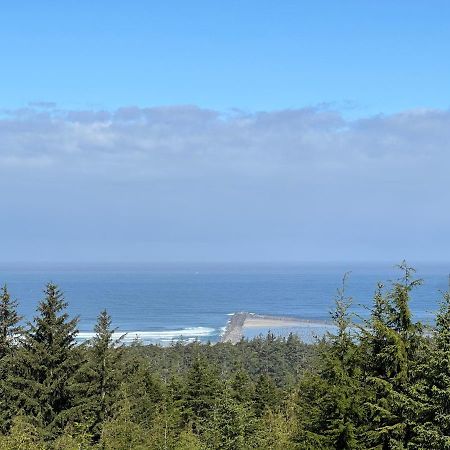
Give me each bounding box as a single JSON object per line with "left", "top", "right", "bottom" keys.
{"left": 0, "top": 105, "right": 449, "bottom": 261}
{"left": 1, "top": 106, "right": 448, "bottom": 176}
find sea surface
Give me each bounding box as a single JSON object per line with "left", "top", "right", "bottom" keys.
{"left": 0, "top": 262, "right": 448, "bottom": 345}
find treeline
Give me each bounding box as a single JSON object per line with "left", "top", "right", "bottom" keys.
{"left": 0, "top": 262, "right": 449, "bottom": 449}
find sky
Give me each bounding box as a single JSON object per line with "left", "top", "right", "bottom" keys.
{"left": 0, "top": 1, "right": 449, "bottom": 263}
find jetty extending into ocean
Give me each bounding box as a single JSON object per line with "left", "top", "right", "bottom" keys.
{"left": 220, "top": 312, "right": 330, "bottom": 344}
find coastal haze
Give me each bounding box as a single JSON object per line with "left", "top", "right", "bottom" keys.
{"left": 1, "top": 105, "right": 450, "bottom": 263}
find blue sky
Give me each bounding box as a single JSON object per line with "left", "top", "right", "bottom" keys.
{"left": 1, "top": 1, "right": 449, "bottom": 115}
{"left": 0, "top": 2, "right": 449, "bottom": 263}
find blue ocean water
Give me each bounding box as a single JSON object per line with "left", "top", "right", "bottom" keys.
{"left": 0, "top": 263, "right": 448, "bottom": 344}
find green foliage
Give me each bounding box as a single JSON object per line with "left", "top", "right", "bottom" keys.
{"left": 0, "top": 416, "right": 45, "bottom": 450}
{"left": 360, "top": 262, "right": 425, "bottom": 448}
{"left": 147, "top": 404, "right": 180, "bottom": 449}
{"left": 254, "top": 372, "right": 279, "bottom": 416}
{"left": 230, "top": 366, "right": 255, "bottom": 404}
{"left": 51, "top": 425, "right": 93, "bottom": 450}
{"left": 174, "top": 427, "right": 205, "bottom": 450}
{"left": 203, "top": 385, "right": 254, "bottom": 450}
{"left": 75, "top": 309, "right": 124, "bottom": 440}
{"left": 6, "top": 283, "right": 81, "bottom": 438}
{"left": 297, "top": 274, "right": 365, "bottom": 449}
{"left": 0, "top": 285, "right": 23, "bottom": 431}
{"left": 252, "top": 408, "right": 297, "bottom": 450}
{"left": 0, "top": 284, "right": 22, "bottom": 359}
{"left": 181, "top": 356, "right": 222, "bottom": 432}
{"left": 100, "top": 395, "right": 152, "bottom": 450}
{"left": 1, "top": 265, "right": 449, "bottom": 449}
{"left": 122, "top": 355, "right": 164, "bottom": 428}
{"left": 409, "top": 283, "right": 450, "bottom": 449}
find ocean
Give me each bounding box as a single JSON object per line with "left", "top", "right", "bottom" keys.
{"left": 0, "top": 262, "right": 448, "bottom": 345}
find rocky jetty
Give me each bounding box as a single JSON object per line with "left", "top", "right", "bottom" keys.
{"left": 220, "top": 312, "right": 248, "bottom": 343}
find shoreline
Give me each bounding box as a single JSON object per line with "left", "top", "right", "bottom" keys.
{"left": 74, "top": 314, "right": 334, "bottom": 346}
{"left": 220, "top": 312, "right": 332, "bottom": 344}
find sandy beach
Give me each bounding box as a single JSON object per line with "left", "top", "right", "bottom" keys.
{"left": 243, "top": 315, "right": 320, "bottom": 328}
{"left": 220, "top": 312, "right": 332, "bottom": 344}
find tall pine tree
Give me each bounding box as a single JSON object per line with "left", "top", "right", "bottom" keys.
{"left": 181, "top": 356, "right": 222, "bottom": 434}
{"left": 0, "top": 285, "right": 23, "bottom": 431}
{"left": 76, "top": 309, "right": 124, "bottom": 441}
{"left": 204, "top": 383, "right": 254, "bottom": 450}
{"left": 0, "top": 285, "right": 22, "bottom": 359}
{"left": 296, "top": 273, "right": 365, "bottom": 449}
{"left": 7, "top": 283, "right": 80, "bottom": 438}
{"left": 410, "top": 278, "right": 450, "bottom": 448}
{"left": 361, "top": 262, "right": 425, "bottom": 449}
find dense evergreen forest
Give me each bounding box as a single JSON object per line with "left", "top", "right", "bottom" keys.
{"left": 1, "top": 262, "right": 450, "bottom": 449}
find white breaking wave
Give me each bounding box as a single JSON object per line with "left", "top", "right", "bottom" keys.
{"left": 76, "top": 327, "right": 216, "bottom": 344}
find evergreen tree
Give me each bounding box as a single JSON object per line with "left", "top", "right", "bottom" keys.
{"left": 149, "top": 390, "right": 182, "bottom": 450}
{"left": 410, "top": 280, "right": 450, "bottom": 448}
{"left": 361, "top": 262, "right": 425, "bottom": 449}
{"left": 0, "top": 285, "right": 22, "bottom": 431}
{"left": 181, "top": 356, "right": 222, "bottom": 433}
{"left": 100, "top": 394, "right": 151, "bottom": 450}
{"left": 174, "top": 427, "right": 205, "bottom": 450}
{"left": 76, "top": 309, "right": 124, "bottom": 440}
{"left": 0, "top": 416, "right": 45, "bottom": 450}
{"left": 296, "top": 273, "right": 365, "bottom": 449}
{"left": 253, "top": 372, "right": 279, "bottom": 416}
{"left": 123, "top": 357, "right": 164, "bottom": 429}
{"left": 204, "top": 384, "right": 253, "bottom": 450}
{"left": 7, "top": 283, "right": 81, "bottom": 438}
{"left": 51, "top": 421, "right": 94, "bottom": 450}
{"left": 230, "top": 365, "right": 255, "bottom": 404}
{"left": 285, "top": 332, "right": 308, "bottom": 386}
{"left": 0, "top": 285, "right": 22, "bottom": 359}
{"left": 252, "top": 408, "right": 297, "bottom": 450}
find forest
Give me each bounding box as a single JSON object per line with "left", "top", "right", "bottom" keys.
{"left": 0, "top": 262, "right": 449, "bottom": 449}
